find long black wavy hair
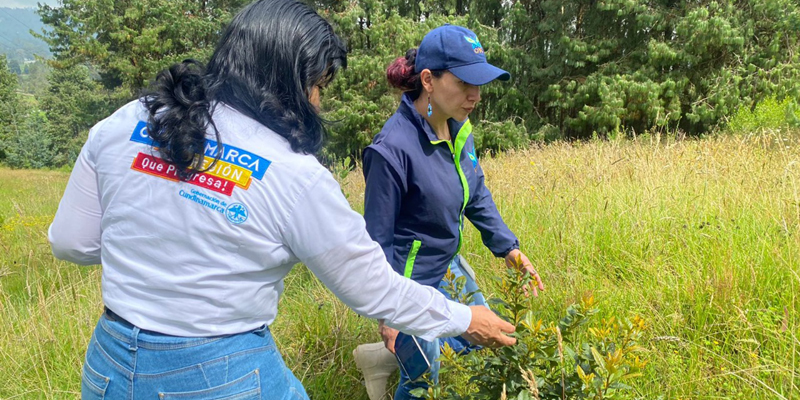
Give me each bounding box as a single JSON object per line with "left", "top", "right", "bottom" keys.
{"left": 142, "top": 0, "right": 347, "bottom": 179}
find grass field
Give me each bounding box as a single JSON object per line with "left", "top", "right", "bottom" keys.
{"left": 1, "top": 131, "right": 799, "bottom": 399}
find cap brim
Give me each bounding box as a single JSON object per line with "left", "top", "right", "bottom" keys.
{"left": 449, "top": 62, "right": 510, "bottom": 86}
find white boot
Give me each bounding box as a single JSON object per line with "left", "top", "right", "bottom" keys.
{"left": 353, "top": 342, "right": 398, "bottom": 400}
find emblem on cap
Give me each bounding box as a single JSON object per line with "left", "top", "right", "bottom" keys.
{"left": 464, "top": 36, "right": 484, "bottom": 54}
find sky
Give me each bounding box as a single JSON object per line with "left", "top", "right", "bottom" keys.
{"left": 1, "top": 0, "right": 56, "bottom": 9}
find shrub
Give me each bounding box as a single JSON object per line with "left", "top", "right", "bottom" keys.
{"left": 727, "top": 96, "right": 800, "bottom": 133}
{"left": 472, "top": 118, "right": 530, "bottom": 154}
{"left": 416, "top": 268, "right": 648, "bottom": 400}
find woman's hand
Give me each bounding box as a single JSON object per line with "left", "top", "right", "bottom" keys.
{"left": 378, "top": 320, "right": 400, "bottom": 354}
{"left": 461, "top": 305, "right": 517, "bottom": 348}
{"left": 505, "top": 249, "right": 545, "bottom": 297}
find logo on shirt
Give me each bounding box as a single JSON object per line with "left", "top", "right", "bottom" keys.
{"left": 131, "top": 153, "right": 237, "bottom": 195}
{"left": 225, "top": 203, "right": 249, "bottom": 224}
{"left": 129, "top": 121, "right": 271, "bottom": 197}
{"left": 128, "top": 121, "right": 268, "bottom": 224}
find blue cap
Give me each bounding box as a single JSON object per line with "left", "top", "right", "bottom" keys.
{"left": 415, "top": 24, "right": 510, "bottom": 86}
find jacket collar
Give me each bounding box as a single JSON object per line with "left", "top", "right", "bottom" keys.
{"left": 398, "top": 92, "right": 467, "bottom": 144}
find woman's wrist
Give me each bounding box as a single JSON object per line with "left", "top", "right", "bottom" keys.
{"left": 504, "top": 249, "right": 533, "bottom": 273}
{"left": 503, "top": 248, "right": 521, "bottom": 263}
{"left": 501, "top": 246, "right": 520, "bottom": 259}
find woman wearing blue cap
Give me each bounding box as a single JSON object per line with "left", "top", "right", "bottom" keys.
{"left": 352, "top": 24, "right": 546, "bottom": 400}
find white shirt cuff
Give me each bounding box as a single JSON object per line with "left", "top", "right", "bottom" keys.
{"left": 448, "top": 302, "right": 472, "bottom": 337}
{"left": 416, "top": 301, "right": 472, "bottom": 342}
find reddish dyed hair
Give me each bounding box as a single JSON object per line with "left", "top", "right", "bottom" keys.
{"left": 387, "top": 49, "right": 419, "bottom": 91}
{"left": 386, "top": 48, "right": 445, "bottom": 100}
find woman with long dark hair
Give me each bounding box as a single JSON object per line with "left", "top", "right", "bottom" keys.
{"left": 352, "top": 24, "right": 546, "bottom": 400}
{"left": 49, "top": 3, "right": 517, "bottom": 399}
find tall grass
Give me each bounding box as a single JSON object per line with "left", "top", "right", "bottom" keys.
{"left": 1, "top": 131, "right": 798, "bottom": 399}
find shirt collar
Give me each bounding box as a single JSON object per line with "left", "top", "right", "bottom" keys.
{"left": 399, "top": 92, "right": 467, "bottom": 144}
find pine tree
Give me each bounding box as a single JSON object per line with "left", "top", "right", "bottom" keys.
{"left": 0, "top": 55, "right": 23, "bottom": 162}
{"left": 36, "top": 0, "right": 251, "bottom": 94}
{"left": 39, "top": 65, "right": 125, "bottom": 166}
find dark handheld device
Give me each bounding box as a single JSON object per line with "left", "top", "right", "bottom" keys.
{"left": 394, "top": 332, "right": 431, "bottom": 381}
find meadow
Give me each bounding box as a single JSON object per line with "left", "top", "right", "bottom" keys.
{"left": 1, "top": 131, "right": 798, "bottom": 399}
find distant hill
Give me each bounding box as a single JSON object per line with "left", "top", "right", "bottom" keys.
{"left": 0, "top": 7, "right": 51, "bottom": 68}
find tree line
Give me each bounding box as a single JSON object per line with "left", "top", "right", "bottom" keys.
{"left": 1, "top": 0, "right": 799, "bottom": 169}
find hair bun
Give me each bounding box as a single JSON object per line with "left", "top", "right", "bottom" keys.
{"left": 387, "top": 48, "right": 419, "bottom": 91}
{"left": 404, "top": 48, "right": 417, "bottom": 66}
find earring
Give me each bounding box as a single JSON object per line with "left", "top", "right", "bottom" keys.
{"left": 427, "top": 95, "right": 433, "bottom": 117}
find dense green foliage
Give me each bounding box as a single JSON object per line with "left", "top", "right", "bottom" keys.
{"left": 0, "top": 55, "right": 23, "bottom": 162}
{"left": 728, "top": 96, "right": 800, "bottom": 133}
{"left": 0, "top": 55, "right": 126, "bottom": 168}
{"left": 1, "top": 0, "right": 799, "bottom": 166}
{"left": 36, "top": 0, "right": 250, "bottom": 92}
{"left": 37, "top": 65, "right": 123, "bottom": 166}
{"left": 317, "top": 0, "right": 800, "bottom": 161}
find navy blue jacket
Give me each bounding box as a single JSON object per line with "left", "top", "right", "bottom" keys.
{"left": 363, "top": 93, "right": 519, "bottom": 287}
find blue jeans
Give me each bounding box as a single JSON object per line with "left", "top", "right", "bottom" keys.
{"left": 394, "top": 256, "right": 487, "bottom": 400}
{"left": 82, "top": 309, "right": 308, "bottom": 399}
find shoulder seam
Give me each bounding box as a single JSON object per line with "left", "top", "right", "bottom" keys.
{"left": 365, "top": 146, "right": 407, "bottom": 192}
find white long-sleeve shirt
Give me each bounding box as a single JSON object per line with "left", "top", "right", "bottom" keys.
{"left": 49, "top": 100, "right": 471, "bottom": 339}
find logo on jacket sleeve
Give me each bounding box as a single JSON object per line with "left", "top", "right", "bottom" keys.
{"left": 467, "top": 148, "right": 479, "bottom": 171}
